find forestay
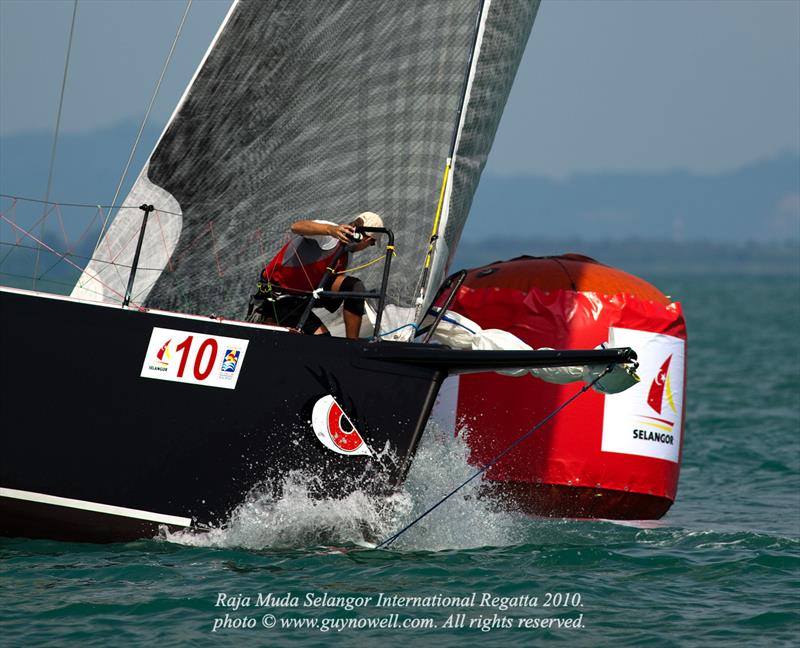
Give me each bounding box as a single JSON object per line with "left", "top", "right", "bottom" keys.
{"left": 72, "top": 0, "right": 539, "bottom": 325}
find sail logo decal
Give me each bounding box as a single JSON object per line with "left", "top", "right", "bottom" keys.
{"left": 601, "top": 327, "right": 685, "bottom": 463}
{"left": 154, "top": 339, "right": 172, "bottom": 367}
{"left": 141, "top": 327, "right": 249, "bottom": 390}
{"left": 646, "top": 355, "right": 677, "bottom": 415}
{"left": 311, "top": 395, "right": 372, "bottom": 456}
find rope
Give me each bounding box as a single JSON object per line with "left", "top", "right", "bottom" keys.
{"left": 35, "top": 0, "right": 78, "bottom": 290}
{"left": 0, "top": 241, "right": 172, "bottom": 274}
{"left": 0, "top": 193, "right": 181, "bottom": 216}
{"left": 422, "top": 308, "right": 477, "bottom": 335}
{"left": 425, "top": 162, "right": 450, "bottom": 272}
{"left": 332, "top": 251, "right": 392, "bottom": 275}
{"left": 100, "top": 1, "right": 192, "bottom": 292}
{"left": 1, "top": 212, "right": 132, "bottom": 306}
{"left": 0, "top": 199, "right": 19, "bottom": 267}
{"left": 0, "top": 270, "right": 97, "bottom": 295}
{"left": 378, "top": 322, "right": 418, "bottom": 338}
{"left": 375, "top": 364, "right": 615, "bottom": 549}
{"left": 94, "top": 0, "right": 193, "bottom": 250}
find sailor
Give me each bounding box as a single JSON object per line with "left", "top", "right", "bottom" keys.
{"left": 247, "top": 212, "right": 384, "bottom": 338}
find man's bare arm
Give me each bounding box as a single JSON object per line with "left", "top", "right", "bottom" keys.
{"left": 291, "top": 220, "right": 355, "bottom": 243}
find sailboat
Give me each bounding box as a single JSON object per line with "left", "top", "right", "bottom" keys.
{"left": 0, "top": 0, "right": 635, "bottom": 543}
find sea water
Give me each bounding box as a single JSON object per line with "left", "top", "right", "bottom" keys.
{"left": 2, "top": 275, "right": 798, "bottom": 647}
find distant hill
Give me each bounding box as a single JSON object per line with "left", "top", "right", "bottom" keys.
{"left": 2, "top": 123, "right": 797, "bottom": 243}
{"left": 464, "top": 153, "right": 800, "bottom": 243}
{"left": 450, "top": 237, "right": 799, "bottom": 278}
{"left": 0, "top": 121, "right": 162, "bottom": 209}
{"left": 1, "top": 124, "right": 798, "bottom": 287}
{"left": 2, "top": 123, "right": 797, "bottom": 241}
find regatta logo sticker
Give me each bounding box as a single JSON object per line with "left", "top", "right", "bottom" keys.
{"left": 220, "top": 349, "right": 241, "bottom": 376}
{"left": 601, "top": 327, "right": 685, "bottom": 463}
{"left": 311, "top": 395, "right": 372, "bottom": 456}
{"left": 141, "top": 327, "right": 249, "bottom": 390}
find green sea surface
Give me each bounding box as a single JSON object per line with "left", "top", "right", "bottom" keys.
{"left": 2, "top": 275, "right": 798, "bottom": 647}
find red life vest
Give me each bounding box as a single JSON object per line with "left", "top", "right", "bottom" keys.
{"left": 261, "top": 236, "right": 348, "bottom": 292}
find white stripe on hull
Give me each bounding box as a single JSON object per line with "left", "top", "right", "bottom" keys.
{"left": 0, "top": 487, "right": 192, "bottom": 527}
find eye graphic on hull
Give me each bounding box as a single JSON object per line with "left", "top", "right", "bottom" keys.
{"left": 311, "top": 395, "right": 372, "bottom": 457}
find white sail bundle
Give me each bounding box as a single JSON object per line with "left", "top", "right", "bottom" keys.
{"left": 421, "top": 309, "right": 640, "bottom": 394}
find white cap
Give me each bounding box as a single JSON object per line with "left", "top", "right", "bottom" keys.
{"left": 355, "top": 211, "right": 385, "bottom": 242}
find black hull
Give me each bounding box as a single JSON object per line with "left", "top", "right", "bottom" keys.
{"left": 1, "top": 288, "right": 636, "bottom": 543}
{"left": 0, "top": 289, "right": 443, "bottom": 542}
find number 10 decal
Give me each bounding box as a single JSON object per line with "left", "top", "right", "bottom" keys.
{"left": 140, "top": 327, "right": 249, "bottom": 390}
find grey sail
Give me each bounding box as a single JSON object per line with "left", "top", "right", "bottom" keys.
{"left": 72, "top": 0, "right": 539, "bottom": 323}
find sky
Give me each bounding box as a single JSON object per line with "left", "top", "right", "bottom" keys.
{"left": 0, "top": 0, "right": 798, "bottom": 180}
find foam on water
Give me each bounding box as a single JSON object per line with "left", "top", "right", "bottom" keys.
{"left": 166, "top": 422, "right": 527, "bottom": 551}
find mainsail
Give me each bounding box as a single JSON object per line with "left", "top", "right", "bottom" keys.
{"left": 72, "top": 0, "right": 539, "bottom": 324}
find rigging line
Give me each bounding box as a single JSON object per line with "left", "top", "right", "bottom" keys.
{"left": 375, "top": 364, "right": 614, "bottom": 550}
{"left": 0, "top": 270, "right": 113, "bottom": 304}
{"left": 10, "top": 202, "right": 59, "bottom": 245}
{"left": 0, "top": 213, "right": 133, "bottom": 306}
{"left": 54, "top": 203, "right": 71, "bottom": 253}
{"left": 109, "top": 216, "right": 154, "bottom": 266}
{"left": 131, "top": 273, "right": 164, "bottom": 303}
{"left": 94, "top": 0, "right": 193, "bottom": 249}
{"left": 38, "top": 248, "right": 75, "bottom": 283}
{"left": 0, "top": 193, "right": 288, "bottom": 247}
{"left": 0, "top": 270, "right": 95, "bottom": 294}
{"left": 35, "top": 0, "right": 79, "bottom": 291}
{"left": 287, "top": 237, "right": 331, "bottom": 291}
{"left": 73, "top": 206, "right": 105, "bottom": 251}
{"left": 0, "top": 198, "right": 19, "bottom": 267}
{"left": 0, "top": 240, "right": 176, "bottom": 274}
{"left": 153, "top": 211, "right": 175, "bottom": 272}
{"left": 33, "top": 208, "right": 72, "bottom": 280}
{"left": 0, "top": 193, "right": 182, "bottom": 216}
{"left": 332, "top": 251, "right": 392, "bottom": 275}
{"left": 100, "top": 0, "right": 192, "bottom": 294}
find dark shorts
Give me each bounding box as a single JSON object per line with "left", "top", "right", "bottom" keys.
{"left": 246, "top": 276, "right": 364, "bottom": 334}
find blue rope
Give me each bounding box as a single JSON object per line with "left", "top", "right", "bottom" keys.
{"left": 426, "top": 307, "right": 477, "bottom": 334}
{"left": 440, "top": 313, "right": 476, "bottom": 334}
{"left": 378, "top": 323, "right": 418, "bottom": 338}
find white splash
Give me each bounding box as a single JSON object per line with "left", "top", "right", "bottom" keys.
{"left": 165, "top": 422, "right": 526, "bottom": 551}
{"left": 164, "top": 472, "right": 407, "bottom": 550}
{"left": 387, "top": 422, "right": 526, "bottom": 551}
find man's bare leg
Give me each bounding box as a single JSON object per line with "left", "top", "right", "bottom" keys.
{"left": 330, "top": 275, "right": 363, "bottom": 339}
{"left": 343, "top": 310, "right": 362, "bottom": 339}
